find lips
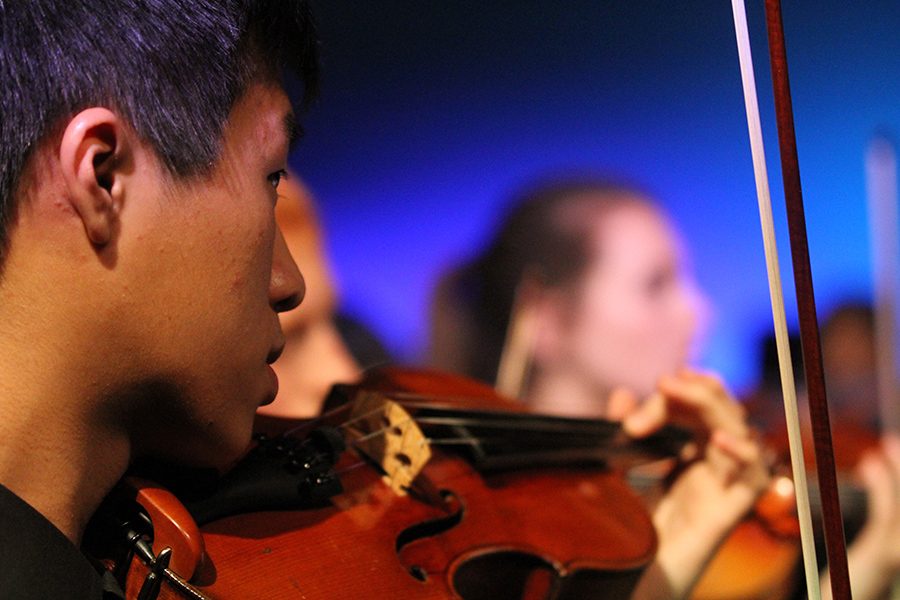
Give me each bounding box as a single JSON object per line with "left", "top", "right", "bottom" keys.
{"left": 266, "top": 342, "right": 285, "bottom": 365}
{"left": 260, "top": 365, "right": 279, "bottom": 406}
{"left": 260, "top": 339, "right": 285, "bottom": 406}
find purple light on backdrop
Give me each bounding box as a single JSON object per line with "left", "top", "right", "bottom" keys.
{"left": 294, "top": 0, "right": 900, "bottom": 394}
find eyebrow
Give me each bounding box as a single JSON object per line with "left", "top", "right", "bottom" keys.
{"left": 284, "top": 112, "right": 304, "bottom": 152}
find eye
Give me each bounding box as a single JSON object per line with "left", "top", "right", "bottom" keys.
{"left": 267, "top": 169, "right": 288, "bottom": 191}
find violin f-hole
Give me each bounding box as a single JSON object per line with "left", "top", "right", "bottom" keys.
{"left": 395, "top": 490, "right": 465, "bottom": 580}
{"left": 395, "top": 490, "right": 465, "bottom": 550}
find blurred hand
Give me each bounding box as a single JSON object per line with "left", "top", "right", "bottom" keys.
{"left": 824, "top": 435, "right": 900, "bottom": 600}
{"left": 619, "top": 368, "right": 770, "bottom": 600}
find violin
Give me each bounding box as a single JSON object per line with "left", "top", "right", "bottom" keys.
{"left": 689, "top": 476, "right": 801, "bottom": 600}
{"left": 86, "top": 367, "right": 693, "bottom": 600}
{"left": 686, "top": 377, "right": 877, "bottom": 600}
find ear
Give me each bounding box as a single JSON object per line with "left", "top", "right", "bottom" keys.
{"left": 58, "top": 108, "right": 131, "bottom": 246}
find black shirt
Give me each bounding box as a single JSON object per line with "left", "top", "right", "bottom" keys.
{"left": 0, "top": 483, "right": 124, "bottom": 599}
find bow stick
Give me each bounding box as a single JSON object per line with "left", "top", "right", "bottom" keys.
{"left": 866, "top": 135, "right": 900, "bottom": 434}
{"left": 730, "top": 0, "right": 852, "bottom": 598}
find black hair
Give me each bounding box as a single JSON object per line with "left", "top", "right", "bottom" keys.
{"left": 0, "top": 0, "right": 319, "bottom": 265}
{"left": 431, "top": 173, "right": 651, "bottom": 383}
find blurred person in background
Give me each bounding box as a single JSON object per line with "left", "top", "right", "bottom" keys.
{"left": 751, "top": 304, "right": 900, "bottom": 600}
{"left": 429, "top": 174, "right": 769, "bottom": 599}
{"left": 430, "top": 173, "right": 900, "bottom": 599}
{"left": 257, "top": 174, "right": 362, "bottom": 419}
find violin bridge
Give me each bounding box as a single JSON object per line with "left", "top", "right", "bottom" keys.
{"left": 349, "top": 391, "right": 431, "bottom": 495}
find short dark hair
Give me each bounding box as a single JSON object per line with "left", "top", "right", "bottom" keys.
{"left": 0, "top": 0, "right": 319, "bottom": 263}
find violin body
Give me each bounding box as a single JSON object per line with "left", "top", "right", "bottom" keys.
{"left": 97, "top": 368, "right": 671, "bottom": 600}
{"left": 691, "top": 516, "right": 800, "bottom": 600}
{"left": 189, "top": 449, "right": 653, "bottom": 598}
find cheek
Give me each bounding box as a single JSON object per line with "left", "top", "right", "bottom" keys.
{"left": 577, "top": 283, "right": 660, "bottom": 350}
{"left": 566, "top": 291, "right": 643, "bottom": 369}
{"left": 567, "top": 289, "right": 685, "bottom": 394}
{"left": 163, "top": 210, "right": 276, "bottom": 395}
{"left": 656, "top": 287, "right": 702, "bottom": 356}
{"left": 196, "top": 204, "right": 275, "bottom": 306}
{"left": 229, "top": 223, "right": 274, "bottom": 293}
{"left": 624, "top": 293, "right": 697, "bottom": 387}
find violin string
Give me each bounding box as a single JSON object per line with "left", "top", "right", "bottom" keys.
{"left": 279, "top": 390, "right": 426, "bottom": 438}
{"left": 280, "top": 387, "right": 484, "bottom": 439}
{"left": 343, "top": 417, "right": 603, "bottom": 459}
{"left": 323, "top": 409, "right": 683, "bottom": 490}
{"left": 331, "top": 459, "right": 371, "bottom": 477}
{"left": 339, "top": 413, "right": 484, "bottom": 455}
{"left": 378, "top": 389, "right": 573, "bottom": 407}
{"left": 291, "top": 393, "right": 651, "bottom": 481}
{"left": 348, "top": 426, "right": 574, "bottom": 450}
{"left": 330, "top": 437, "right": 496, "bottom": 478}
{"left": 346, "top": 422, "right": 487, "bottom": 452}
{"left": 350, "top": 424, "right": 405, "bottom": 444}
{"left": 339, "top": 417, "right": 598, "bottom": 445}
{"left": 282, "top": 401, "right": 400, "bottom": 439}
{"left": 339, "top": 411, "right": 620, "bottom": 452}
{"left": 334, "top": 405, "right": 407, "bottom": 432}
{"left": 427, "top": 438, "right": 485, "bottom": 446}
{"left": 412, "top": 415, "right": 615, "bottom": 434}
{"left": 284, "top": 387, "right": 617, "bottom": 443}
{"left": 352, "top": 393, "right": 623, "bottom": 433}
{"left": 281, "top": 402, "right": 355, "bottom": 438}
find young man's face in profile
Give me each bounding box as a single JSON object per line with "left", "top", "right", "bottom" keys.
{"left": 123, "top": 82, "right": 304, "bottom": 467}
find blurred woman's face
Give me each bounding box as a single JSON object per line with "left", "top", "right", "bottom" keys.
{"left": 554, "top": 202, "right": 706, "bottom": 398}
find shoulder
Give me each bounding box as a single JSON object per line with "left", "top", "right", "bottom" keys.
{"left": 0, "top": 484, "right": 114, "bottom": 599}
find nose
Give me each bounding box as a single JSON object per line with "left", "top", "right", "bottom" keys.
{"left": 270, "top": 226, "right": 305, "bottom": 313}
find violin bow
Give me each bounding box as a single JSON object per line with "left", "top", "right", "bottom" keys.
{"left": 730, "top": 0, "right": 851, "bottom": 598}
{"left": 866, "top": 134, "right": 900, "bottom": 434}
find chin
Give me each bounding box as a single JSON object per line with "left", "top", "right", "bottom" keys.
{"left": 128, "top": 378, "right": 263, "bottom": 471}
{"left": 216, "top": 419, "right": 259, "bottom": 469}
{"left": 181, "top": 433, "right": 253, "bottom": 473}
{"left": 179, "top": 412, "right": 258, "bottom": 471}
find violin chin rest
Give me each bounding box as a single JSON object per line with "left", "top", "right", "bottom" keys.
{"left": 125, "top": 475, "right": 206, "bottom": 581}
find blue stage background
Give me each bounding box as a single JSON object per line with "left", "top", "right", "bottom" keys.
{"left": 292, "top": 1, "right": 900, "bottom": 395}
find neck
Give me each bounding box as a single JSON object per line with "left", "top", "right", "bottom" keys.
{"left": 0, "top": 363, "right": 131, "bottom": 544}
{"left": 526, "top": 366, "right": 611, "bottom": 418}
{"left": 0, "top": 279, "right": 131, "bottom": 544}
{"left": 0, "top": 191, "right": 135, "bottom": 544}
